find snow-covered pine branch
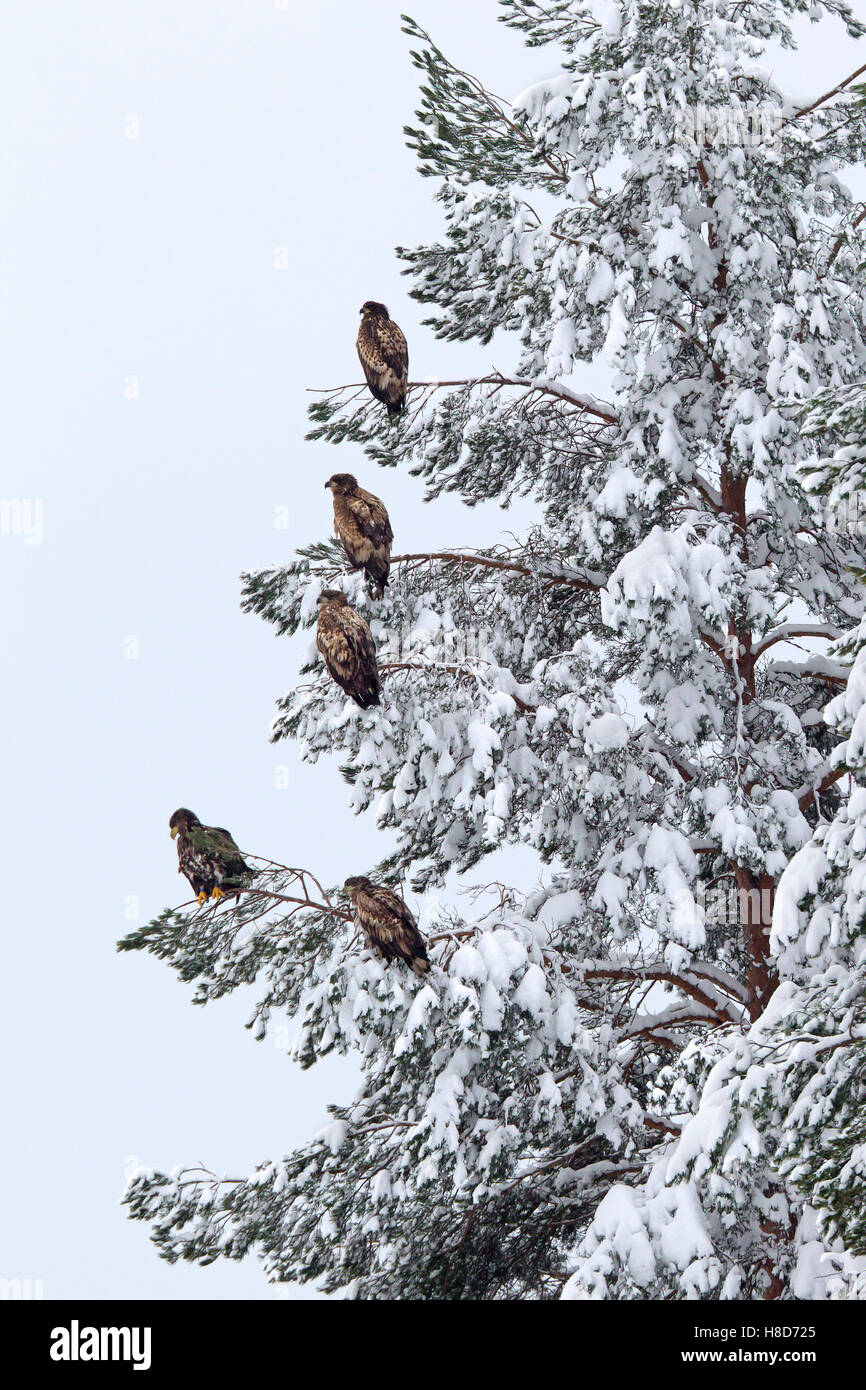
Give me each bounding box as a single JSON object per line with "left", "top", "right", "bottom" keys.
{"left": 120, "top": 859, "right": 744, "bottom": 1296}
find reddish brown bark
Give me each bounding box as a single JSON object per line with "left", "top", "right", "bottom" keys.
{"left": 735, "top": 868, "right": 778, "bottom": 1020}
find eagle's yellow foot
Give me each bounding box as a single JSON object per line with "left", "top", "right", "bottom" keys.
{"left": 196, "top": 891, "right": 208, "bottom": 907}
{"left": 211, "top": 886, "right": 227, "bottom": 902}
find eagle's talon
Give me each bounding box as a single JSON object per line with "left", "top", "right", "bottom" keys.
{"left": 196, "top": 891, "right": 208, "bottom": 907}
{"left": 211, "top": 887, "right": 226, "bottom": 902}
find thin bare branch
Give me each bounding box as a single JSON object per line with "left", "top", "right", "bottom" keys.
{"left": 754, "top": 622, "right": 844, "bottom": 657}
{"left": 308, "top": 376, "right": 619, "bottom": 425}
{"left": 778, "top": 61, "right": 866, "bottom": 130}
{"left": 391, "top": 549, "right": 604, "bottom": 591}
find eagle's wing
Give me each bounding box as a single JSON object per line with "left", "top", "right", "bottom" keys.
{"left": 354, "top": 489, "right": 394, "bottom": 548}
{"left": 359, "top": 885, "right": 429, "bottom": 975}
{"left": 177, "top": 838, "right": 210, "bottom": 895}
{"left": 191, "top": 823, "right": 252, "bottom": 877}
{"left": 357, "top": 320, "right": 408, "bottom": 378}
{"left": 377, "top": 319, "right": 408, "bottom": 380}
{"left": 210, "top": 826, "right": 253, "bottom": 876}
{"left": 317, "top": 606, "right": 381, "bottom": 707}
{"left": 357, "top": 332, "right": 385, "bottom": 381}
{"left": 356, "top": 886, "right": 400, "bottom": 944}
{"left": 370, "top": 883, "right": 414, "bottom": 922}
{"left": 343, "top": 608, "right": 380, "bottom": 679}
{"left": 357, "top": 319, "right": 409, "bottom": 413}
{"left": 335, "top": 491, "right": 393, "bottom": 595}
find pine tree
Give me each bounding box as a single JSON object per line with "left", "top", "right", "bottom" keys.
{"left": 701, "top": 380, "right": 866, "bottom": 1273}
{"left": 121, "top": 1, "right": 866, "bottom": 1299}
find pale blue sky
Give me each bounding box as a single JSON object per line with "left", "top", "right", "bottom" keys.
{"left": 1, "top": 1, "right": 862, "bottom": 1300}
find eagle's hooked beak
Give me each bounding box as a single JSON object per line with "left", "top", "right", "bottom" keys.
{"left": 324, "top": 480, "right": 331, "bottom": 489}
{"left": 170, "top": 826, "right": 179, "bottom": 839}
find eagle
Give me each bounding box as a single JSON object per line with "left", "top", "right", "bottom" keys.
{"left": 316, "top": 590, "right": 381, "bottom": 708}
{"left": 356, "top": 301, "right": 408, "bottom": 415}
{"left": 325, "top": 473, "right": 393, "bottom": 597}
{"left": 344, "top": 875, "right": 430, "bottom": 976}
{"left": 169, "top": 808, "right": 254, "bottom": 906}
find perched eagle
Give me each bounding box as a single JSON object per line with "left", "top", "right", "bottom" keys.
{"left": 356, "top": 302, "right": 408, "bottom": 415}
{"left": 344, "top": 875, "right": 430, "bottom": 976}
{"left": 169, "top": 808, "right": 253, "bottom": 906}
{"left": 325, "top": 473, "right": 393, "bottom": 597}
{"left": 316, "top": 590, "right": 381, "bottom": 708}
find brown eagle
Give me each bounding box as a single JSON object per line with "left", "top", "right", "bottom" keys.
{"left": 316, "top": 590, "right": 381, "bottom": 709}
{"left": 344, "top": 875, "right": 430, "bottom": 976}
{"left": 356, "top": 301, "right": 408, "bottom": 415}
{"left": 325, "top": 473, "right": 393, "bottom": 597}
{"left": 169, "top": 808, "right": 254, "bottom": 906}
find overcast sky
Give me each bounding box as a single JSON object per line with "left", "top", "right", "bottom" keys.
{"left": 1, "top": 0, "right": 863, "bottom": 1301}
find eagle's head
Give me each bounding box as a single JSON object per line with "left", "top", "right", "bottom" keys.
{"left": 360, "top": 301, "right": 389, "bottom": 319}
{"left": 169, "top": 807, "right": 200, "bottom": 840}
{"left": 325, "top": 473, "right": 358, "bottom": 495}
{"left": 344, "top": 875, "right": 372, "bottom": 900}
{"left": 317, "top": 589, "right": 348, "bottom": 608}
